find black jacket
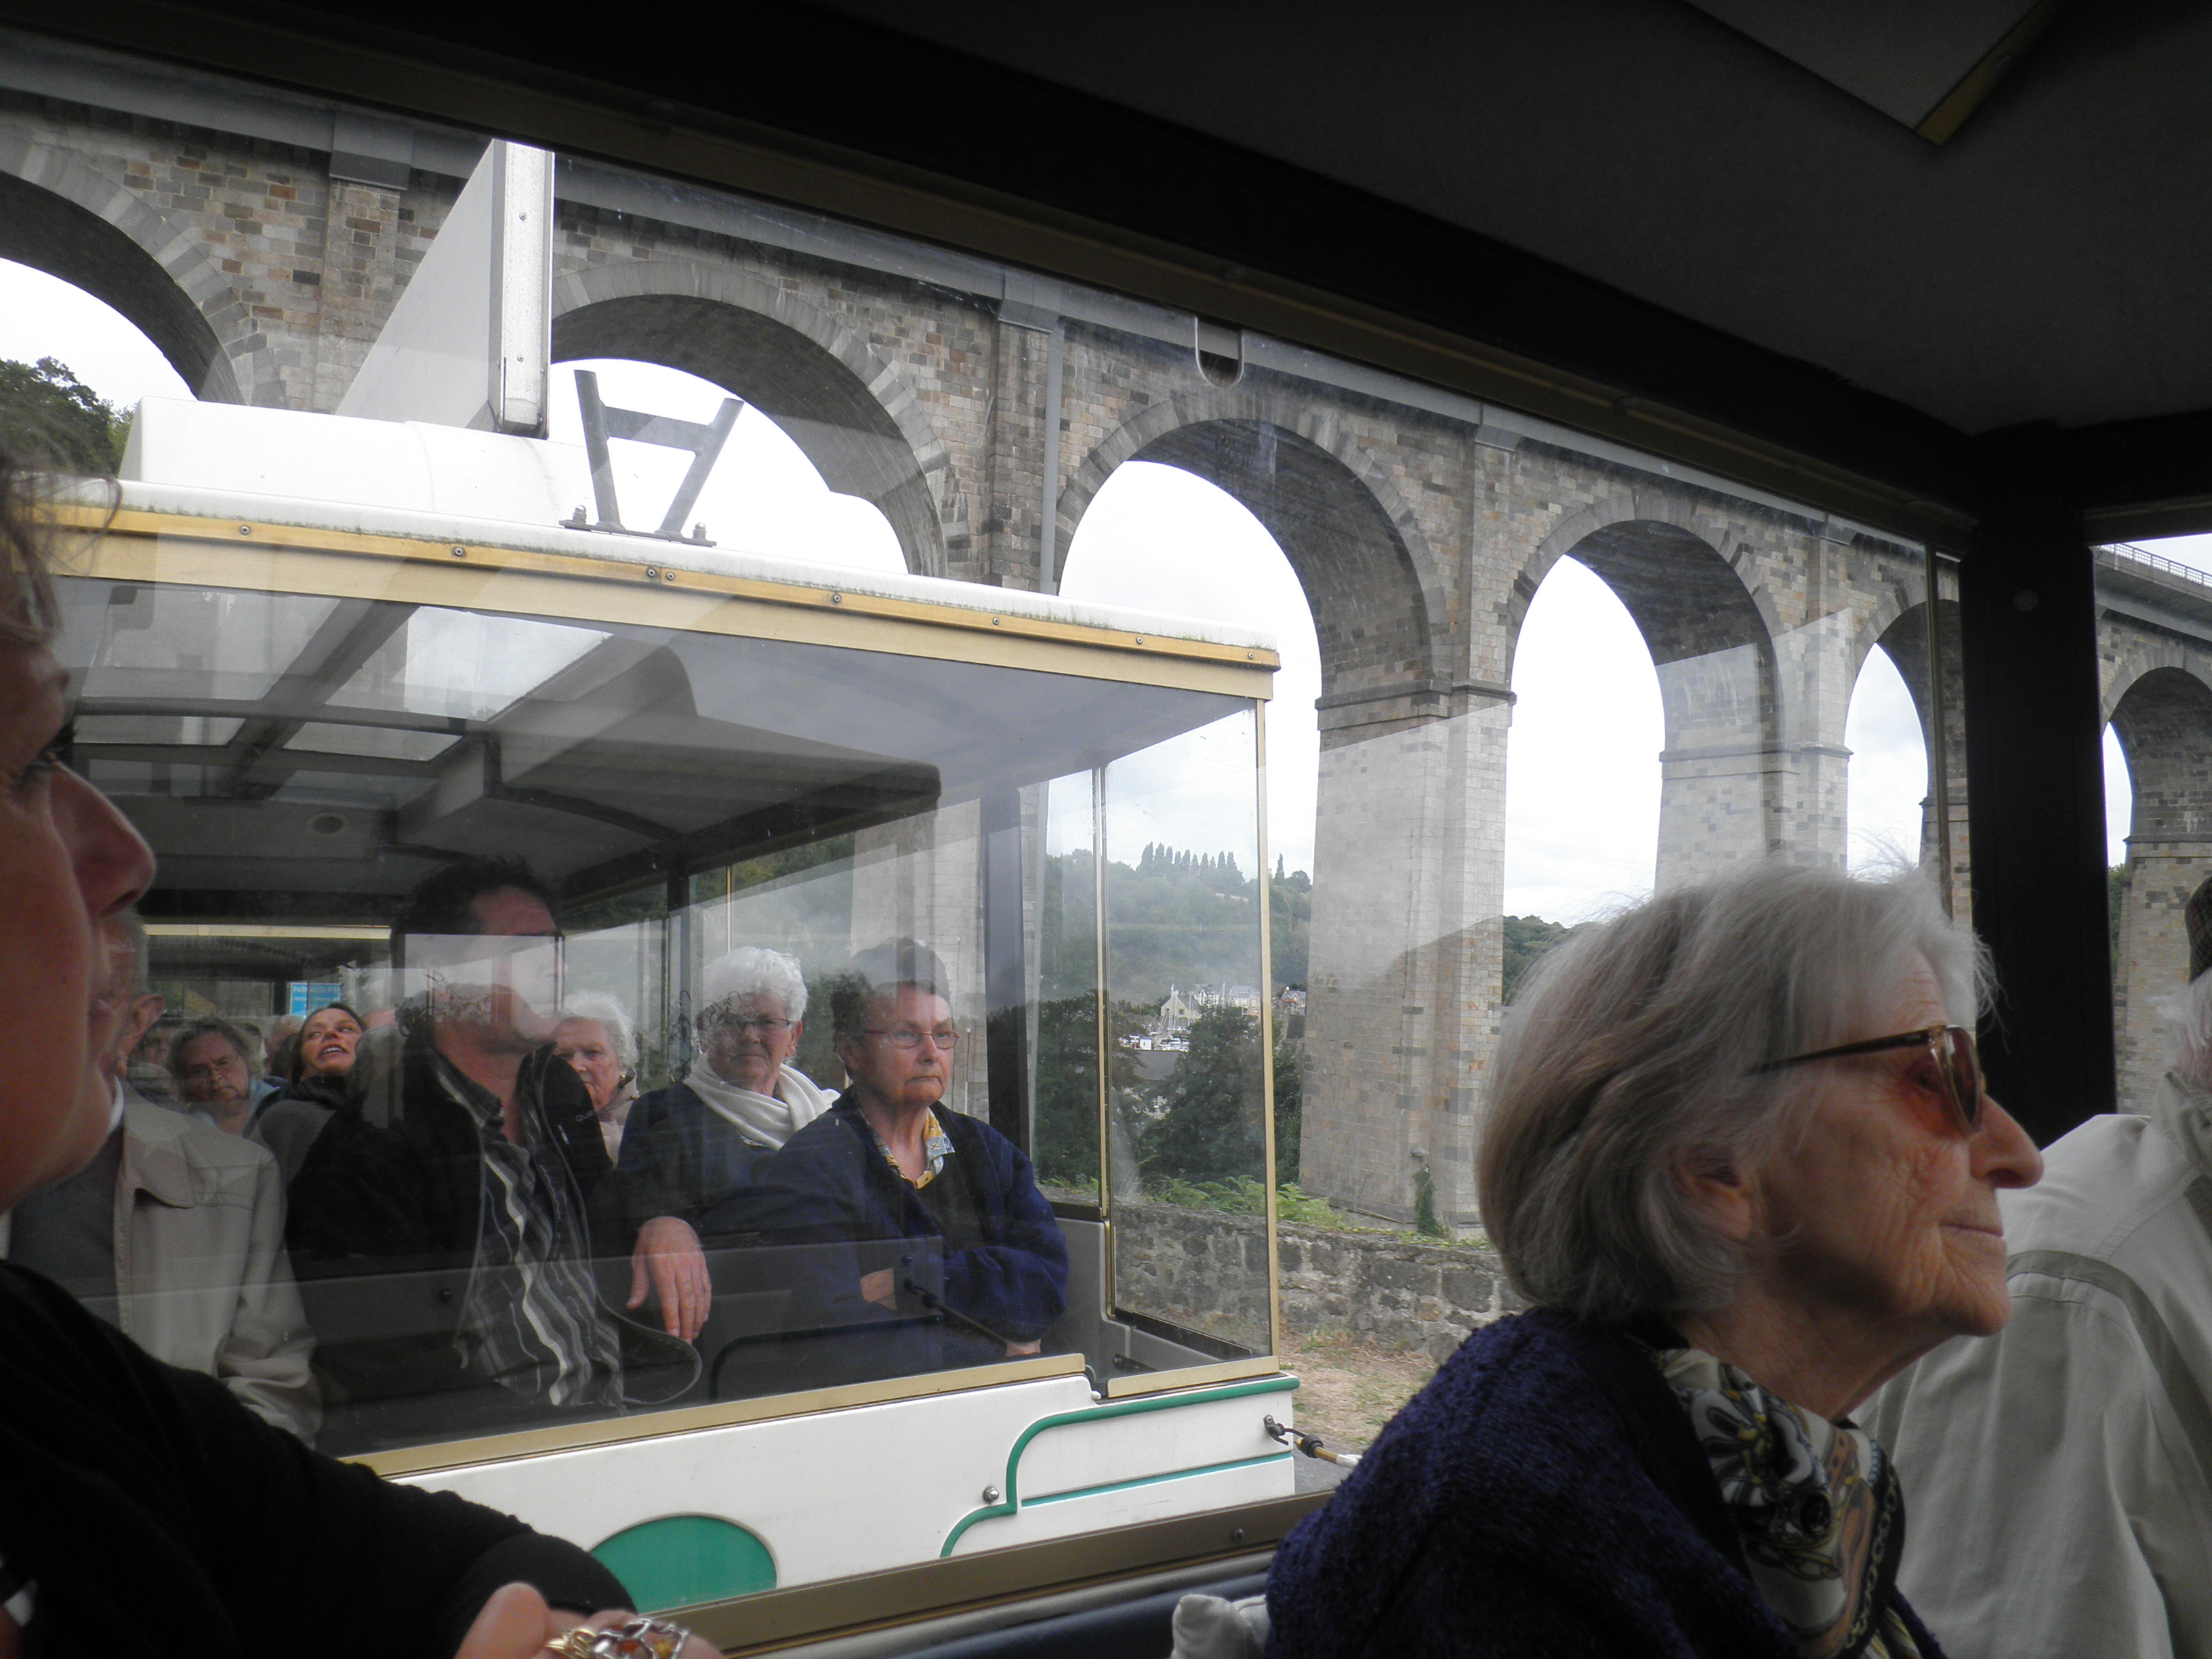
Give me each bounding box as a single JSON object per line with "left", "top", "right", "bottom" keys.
{"left": 285, "top": 1019, "right": 691, "bottom": 1418}
{"left": 0, "top": 1263, "right": 627, "bottom": 1656}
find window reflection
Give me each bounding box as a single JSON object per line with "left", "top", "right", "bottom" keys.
{"left": 57, "top": 567, "right": 1269, "bottom": 1453}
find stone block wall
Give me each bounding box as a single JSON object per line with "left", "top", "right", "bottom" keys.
{"left": 1114, "top": 1200, "right": 1521, "bottom": 1367}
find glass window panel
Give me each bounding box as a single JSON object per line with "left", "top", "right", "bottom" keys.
{"left": 327, "top": 607, "right": 609, "bottom": 721}
{"left": 1029, "top": 771, "right": 1102, "bottom": 1205}
{"left": 1103, "top": 707, "right": 1270, "bottom": 1364}
{"left": 285, "top": 722, "right": 459, "bottom": 762}
{"left": 53, "top": 560, "right": 1256, "bottom": 1454}
{"left": 73, "top": 714, "right": 245, "bottom": 747}
{"left": 74, "top": 583, "right": 342, "bottom": 703}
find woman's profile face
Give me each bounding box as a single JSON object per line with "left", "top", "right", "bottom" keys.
{"left": 1742, "top": 953, "right": 2044, "bottom": 1357}
{"left": 299, "top": 1006, "right": 363, "bottom": 1078}
{"left": 0, "top": 639, "right": 154, "bottom": 1208}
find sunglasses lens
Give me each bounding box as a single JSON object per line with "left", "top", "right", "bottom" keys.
{"left": 1942, "top": 1029, "right": 1982, "bottom": 1131}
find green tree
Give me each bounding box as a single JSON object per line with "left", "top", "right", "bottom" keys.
{"left": 1029, "top": 991, "right": 1143, "bottom": 1188}
{"left": 0, "top": 357, "right": 128, "bottom": 472}
{"left": 1501, "top": 914, "right": 1578, "bottom": 1004}
{"left": 1271, "top": 1023, "right": 1303, "bottom": 1187}
{"left": 1143, "top": 1005, "right": 1266, "bottom": 1185}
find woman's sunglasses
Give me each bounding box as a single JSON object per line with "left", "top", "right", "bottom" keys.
{"left": 1748, "top": 1023, "right": 1984, "bottom": 1135}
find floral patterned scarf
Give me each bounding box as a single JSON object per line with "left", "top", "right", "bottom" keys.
{"left": 1647, "top": 1345, "right": 1923, "bottom": 1659}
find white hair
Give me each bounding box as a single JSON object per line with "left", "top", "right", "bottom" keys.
{"left": 2158, "top": 971, "right": 2212, "bottom": 1091}
{"left": 699, "top": 946, "right": 807, "bottom": 1027}
{"left": 556, "top": 993, "right": 637, "bottom": 1071}
{"left": 1479, "top": 861, "right": 1986, "bottom": 1323}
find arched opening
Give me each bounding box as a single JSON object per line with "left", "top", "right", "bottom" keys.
{"left": 546, "top": 359, "right": 903, "bottom": 573}
{"left": 2106, "top": 665, "right": 2212, "bottom": 1109}
{"left": 1061, "top": 458, "right": 1320, "bottom": 884}
{"left": 1502, "top": 555, "right": 1662, "bottom": 931}
{"left": 551, "top": 279, "right": 947, "bottom": 575}
{"left": 1864, "top": 598, "right": 1967, "bottom": 907}
{"left": 2104, "top": 724, "right": 2134, "bottom": 867}
{"left": 0, "top": 260, "right": 193, "bottom": 462}
{"left": 1844, "top": 637, "right": 1928, "bottom": 869}
{"left": 1054, "top": 406, "right": 1448, "bottom": 1227}
{"left": 1513, "top": 516, "right": 1776, "bottom": 893}
{"left": 1119, "top": 419, "right": 1443, "bottom": 703}
{"left": 0, "top": 166, "right": 240, "bottom": 401}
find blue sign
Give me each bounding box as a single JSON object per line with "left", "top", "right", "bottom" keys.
{"left": 287, "top": 981, "right": 344, "bottom": 1017}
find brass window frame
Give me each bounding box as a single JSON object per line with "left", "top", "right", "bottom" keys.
{"left": 58, "top": 506, "right": 1280, "bottom": 699}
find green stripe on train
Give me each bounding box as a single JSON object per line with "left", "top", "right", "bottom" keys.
{"left": 592, "top": 1515, "right": 778, "bottom": 1610}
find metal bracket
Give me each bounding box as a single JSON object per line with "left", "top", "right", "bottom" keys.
{"left": 568, "top": 368, "right": 740, "bottom": 544}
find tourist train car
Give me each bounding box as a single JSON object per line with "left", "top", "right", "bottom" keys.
{"left": 46, "top": 386, "right": 1300, "bottom": 1614}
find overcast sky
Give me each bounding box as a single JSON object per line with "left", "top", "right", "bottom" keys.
{"left": 3, "top": 254, "right": 2184, "bottom": 926}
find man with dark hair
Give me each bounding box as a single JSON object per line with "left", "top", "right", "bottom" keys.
{"left": 743, "top": 938, "right": 1066, "bottom": 1385}
{"left": 290, "top": 857, "right": 704, "bottom": 1444}
{"left": 390, "top": 854, "right": 560, "bottom": 947}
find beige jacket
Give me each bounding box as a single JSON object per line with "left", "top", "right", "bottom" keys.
{"left": 1, "top": 1094, "right": 320, "bottom": 1441}
{"left": 1866, "top": 1072, "right": 2212, "bottom": 1659}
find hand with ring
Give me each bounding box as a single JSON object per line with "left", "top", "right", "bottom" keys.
{"left": 455, "top": 1584, "right": 720, "bottom": 1659}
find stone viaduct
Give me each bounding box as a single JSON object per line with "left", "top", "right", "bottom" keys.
{"left": 3, "top": 41, "right": 2206, "bottom": 1220}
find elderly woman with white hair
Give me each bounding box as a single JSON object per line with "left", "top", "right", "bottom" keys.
{"left": 552, "top": 994, "right": 640, "bottom": 1160}
{"left": 1263, "top": 863, "right": 2042, "bottom": 1659}
{"left": 616, "top": 947, "right": 832, "bottom": 1236}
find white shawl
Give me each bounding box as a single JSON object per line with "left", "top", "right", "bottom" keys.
{"left": 683, "top": 1057, "right": 834, "bottom": 1151}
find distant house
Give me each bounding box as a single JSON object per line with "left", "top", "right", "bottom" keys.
{"left": 1156, "top": 984, "right": 1198, "bottom": 1036}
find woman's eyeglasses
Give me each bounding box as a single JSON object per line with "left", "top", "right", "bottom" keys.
{"left": 866, "top": 1025, "right": 961, "bottom": 1050}
{"left": 1750, "top": 1023, "right": 1983, "bottom": 1135}
{"left": 718, "top": 1017, "right": 792, "bottom": 1038}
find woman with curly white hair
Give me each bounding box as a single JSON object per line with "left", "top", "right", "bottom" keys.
{"left": 615, "top": 946, "right": 832, "bottom": 1238}
{"left": 1265, "top": 861, "right": 2043, "bottom": 1658}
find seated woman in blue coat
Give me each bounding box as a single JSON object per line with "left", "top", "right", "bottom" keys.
{"left": 739, "top": 939, "right": 1067, "bottom": 1385}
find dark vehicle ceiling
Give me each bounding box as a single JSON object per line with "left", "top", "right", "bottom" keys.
{"left": 35, "top": 0, "right": 2212, "bottom": 541}
{"left": 806, "top": 0, "right": 2184, "bottom": 441}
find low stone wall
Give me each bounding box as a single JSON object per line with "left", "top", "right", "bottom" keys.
{"left": 1115, "top": 1200, "right": 1521, "bottom": 1364}
{"left": 1277, "top": 1223, "right": 1521, "bottom": 1364}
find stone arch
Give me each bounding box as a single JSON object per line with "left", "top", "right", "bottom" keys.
{"left": 1054, "top": 388, "right": 1452, "bottom": 704}
{"left": 2107, "top": 663, "right": 2212, "bottom": 844}
{"left": 1509, "top": 490, "right": 1784, "bottom": 681}
{"left": 2104, "top": 657, "right": 2212, "bottom": 1111}
{"left": 2102, "top": 632, "right": 2212, "bottom": 724}
{"left": 1512, "top": 493, "right": 1786, "bottom": 882}
{"left": 550, "top": 261, "right": 950, "bottom": 576}
{"left": 0, "top": 133, "right": 249, "bottom": 403}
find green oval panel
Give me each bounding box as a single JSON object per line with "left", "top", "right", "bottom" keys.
{"left": 591, "top": 1515, "right": 777, "bottom": 1611}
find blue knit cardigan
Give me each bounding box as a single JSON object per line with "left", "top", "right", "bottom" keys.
{"left": 734, "top": 1102, "right": 1069, "bottom": 1378}
{"left": 1265, "top": 1309, "right": 1946, "bottom": 1658}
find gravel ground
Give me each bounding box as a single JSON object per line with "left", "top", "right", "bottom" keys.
{"left": 1275, "top": 1325, "right": 1439, "bottom": 1488}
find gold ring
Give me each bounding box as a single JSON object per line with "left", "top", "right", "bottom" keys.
{"left": 546, "top": 1616, "right": 691, "bottom": 1658}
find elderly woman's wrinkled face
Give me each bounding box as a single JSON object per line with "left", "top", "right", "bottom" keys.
{"left": 1744, "top": 953, "right": 2042, "bottom": 1351}
{"left": 703, "top": 991, "right": 799, "bottom": 1094}
{"left": 0, "top": 638, "right": 155, "bottom": 1207}
{"left": 837, "top": 987, "right": 954, "bottom": 1118}
{"left": 554, "top": 1017, "right": 626, "bottom": 1113}
{"left": 300, "top": 1006, "right": 363, "bottom": 1078}
{"left": 178, "top": 1032, "right": 252, "bottom": 1105}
